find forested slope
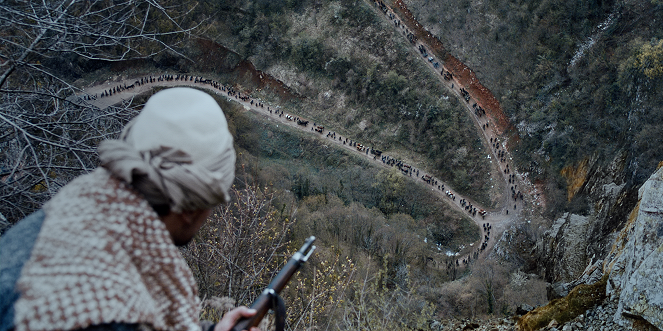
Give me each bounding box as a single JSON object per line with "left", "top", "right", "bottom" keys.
{"left": 3, "top": 0, "right": 662, "bottom": 328}
{"left": 405, "top": 0, "right": 663, "bottom": 216}
{"left": 190, "top": 0, "right": 495, "bottom": 206}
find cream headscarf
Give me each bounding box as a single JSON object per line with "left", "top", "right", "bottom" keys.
{"left": 98, "top": 87, "right": 236, "bottom": 212}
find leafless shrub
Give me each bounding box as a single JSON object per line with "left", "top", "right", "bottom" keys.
{"left": 181, "top": 180, "right": 292, "bottom": 305}
{"left": 0, "top": 0, "right": 199, "bottom": 229}
{"left": 182, "top": 181, "right": 358, "bottom": 330}
{"left": 0, "top": 92, "right": 139, "bottom": 226}
{"left": 435, "top": 261, "right": 543, "bottom": 319}
{"left": 337, "top": 259, "right": 434, "bottom": 331}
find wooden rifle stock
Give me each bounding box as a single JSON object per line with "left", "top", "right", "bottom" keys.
{"left": 231, "top": 236, "right": 316, "bottom": 331}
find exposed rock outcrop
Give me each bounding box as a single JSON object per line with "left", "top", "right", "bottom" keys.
{"left": 534, "top": 150, "right": 636, "bottom": 289}
{"left": 560, "top": 157, "right": 592, "bottom": 202}
{"left": 517, "top": 162, "right": 663, "bottom": 331}
{"left": 516, "top": 275, "right": 607, "bottom": 331}
{"left": 604, "top": 164, "right": 663, "bottom": 329}
{"left": 537, "top": 213, "right": 592, "bottom": 288}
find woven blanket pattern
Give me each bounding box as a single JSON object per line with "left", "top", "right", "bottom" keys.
{"left": 13, "top": 169, "right": 201, "bottom": 331}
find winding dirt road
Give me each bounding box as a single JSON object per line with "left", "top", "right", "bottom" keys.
{"left": 368, "top": 0, "right": 537, "bottom": 261}
{"left": 74, "top": 74, "right": 519, "bottom": 266}
{"left": 71, "top": 0, "right": 533, "bottom": 267}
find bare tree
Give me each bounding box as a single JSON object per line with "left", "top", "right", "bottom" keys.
{"left": 337, "top": 258, "right": 433, "bottom": 331}
{"left": 0, "top": 0, "right": 199, "bottom": 229}
{"left": 181, "top": 180, "right": 293, "bottom": 305}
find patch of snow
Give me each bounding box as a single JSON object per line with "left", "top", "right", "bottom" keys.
{"left": 569, "top": 11, "right": 617, "bottom": 68}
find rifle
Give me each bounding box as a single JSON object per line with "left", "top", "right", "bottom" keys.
{"left": 231, "top": 236, "right": 316, "bottom": 331}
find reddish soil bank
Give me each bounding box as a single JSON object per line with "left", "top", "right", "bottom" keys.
{"left": 196, "top": 38, "right": 302, "bottom": 101}
{"left": 389, "top": 0, "right": 511, "bottom": 135}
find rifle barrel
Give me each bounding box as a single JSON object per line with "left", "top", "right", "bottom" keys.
{"left": 231, "top": 236, "right": 316, "bottom": 331}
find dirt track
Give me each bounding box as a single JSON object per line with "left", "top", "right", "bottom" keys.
{"left": 73, "top": 0, "right": 534, "bottom": 266}
{"left": 75, "top": 72, "right": 520, "bottom": 264}
{"left": 369, "top": 0, "right": 536, "bottom": 261}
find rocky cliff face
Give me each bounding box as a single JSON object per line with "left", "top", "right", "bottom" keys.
{"left": 536, "top": 213, "right": 592, "bottom": 285}
{"left": 519, "top": 163, "right": 663, "bottom": 331}
{"left": 603, "top": 164, "right": 663, "bottom": 329}
{"left": 534, "top": 151, "right": 639, "bottom": 292}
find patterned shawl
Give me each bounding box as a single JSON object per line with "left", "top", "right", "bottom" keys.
{"left": 13, "top": 168, "right": 201, "bottom": 331}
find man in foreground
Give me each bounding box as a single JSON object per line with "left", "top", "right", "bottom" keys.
{"left": 0, "top": 87, "right": 259, "bottom": 331}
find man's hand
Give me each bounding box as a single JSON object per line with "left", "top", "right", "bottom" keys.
{"left": 214, "top": 307, "right": 260, "bottom": 331}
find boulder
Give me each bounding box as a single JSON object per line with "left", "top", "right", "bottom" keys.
{"left": 516, "top": 303, "right": 534, "bottom": 316}
{"left": 547, "top": 281, "right": 572, "bottom": 300}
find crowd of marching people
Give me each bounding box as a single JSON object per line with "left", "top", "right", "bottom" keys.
{"left": 416, "top": 38, "right": 521, "bottom": 217}
{"left": 80, "top": 74, "right": 268, "bottom": 110}
{"left": 355, "top": 0, "right": 527, "bottom": 270}
{"left": 446, "top": 221, "right": 493, "bottom": 270}
{"left": 70, "top": 0, "right": 528, "bottom": 276}
{"left": 480, "top": 223, "right": 492, "bottom": 252}
{"left": 459, "top": 198, "right": 478, "bottom": 217}
{"left": 373, "top": 0, "right": 524, "bottom": 221}
{"left": 78, "top": 18, "right": 521, "bottom": 264}
{"left": 374, "top": 0, "right": 417, "bottom": 43}
{"left": 304, "top": 112, "right": 490, "bottom": 223}
{"left": 80, "top": 73, "right": 449, "bottom": 208}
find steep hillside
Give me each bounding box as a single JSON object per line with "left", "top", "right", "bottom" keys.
{"left": 518, "top": 163, "right": 663, "bottom": 331}
{"left": 190, "top": 0, "right": 496, "bottom": 206}
{"left": 405, "top": 0, "right": 663, "bottom": 284}
{"left": 405, "top": 0, "right": 663, "bottom": 215}
{"left": 3, "top": 0, "right": 662, "bottom": 328}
